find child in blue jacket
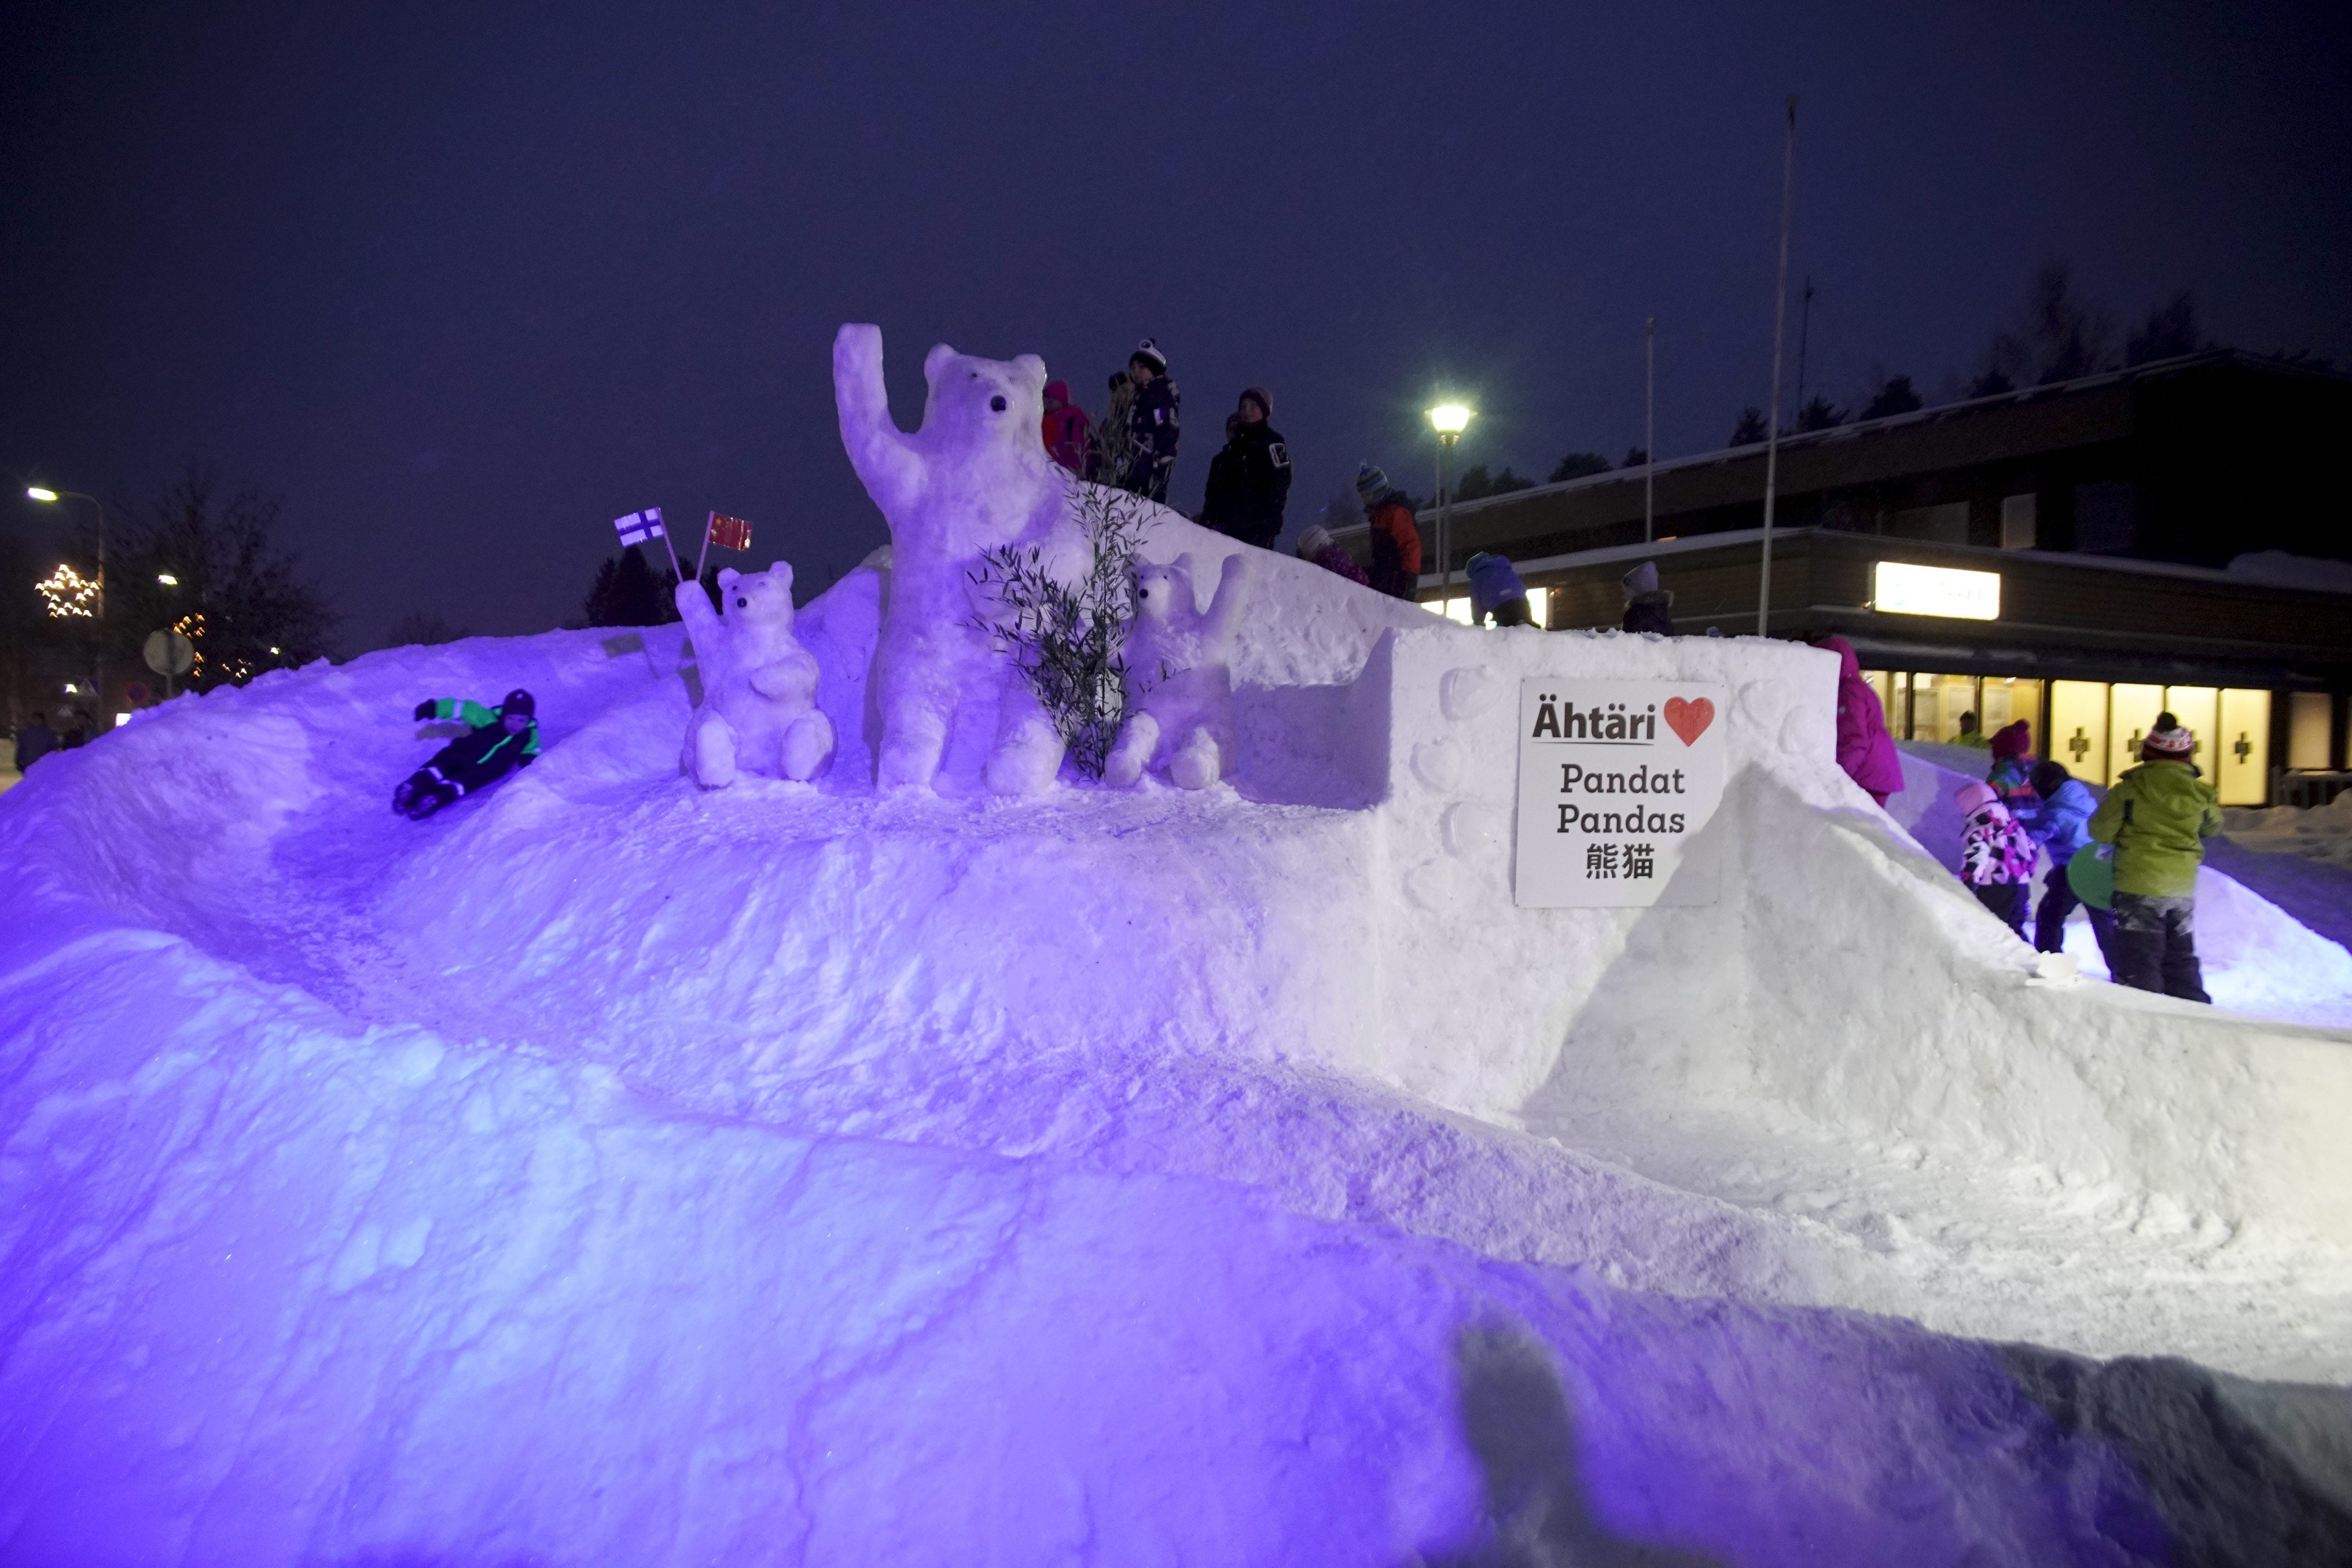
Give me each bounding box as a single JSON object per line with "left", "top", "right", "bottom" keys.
{"left": 2024, "top": 759, "right": 2119, "bottom": 970}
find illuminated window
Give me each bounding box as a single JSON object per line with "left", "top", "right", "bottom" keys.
{"left": 2216, "top": 690, "right": 2270, "bottom": 806}
{"left": 2050, "top": 682, "right": 2108, "bottom": 782}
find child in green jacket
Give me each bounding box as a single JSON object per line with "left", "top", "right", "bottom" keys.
{"left": 395, "top": 689, "right": 541, "bottom": 819}
{"left": 2087, "top": 712, "right": 2222, "bottom": 1001}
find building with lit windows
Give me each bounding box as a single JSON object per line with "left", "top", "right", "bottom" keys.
{"left": 1352, "top": 351, "right": 2352, "bottom": 804}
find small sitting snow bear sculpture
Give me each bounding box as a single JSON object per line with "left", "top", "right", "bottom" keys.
{"left": 833, "top": 322, "right": 1088, "bottom": 796}
{"left": 676, "top": 563, "right": 835, "bottom": 788}
{"left": 1105, "top": 551, "right": 1252, "bottom": 791}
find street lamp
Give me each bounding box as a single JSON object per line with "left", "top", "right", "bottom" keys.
{"left": 28, "top": 486, "right": 108, "bottom": 708}
{"left": 157, "top": 573, "right": 178, "bottom": 586}
{"left": 1426, "top": 403, "right": 1473, "bottom": 604}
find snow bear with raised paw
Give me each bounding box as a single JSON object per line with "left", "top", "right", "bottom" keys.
{"left": 1105, "top": 551, "right": 1253, "bottom": 791}
{"left": 833, "top": 322, "right": 1088, "bottom": 796}
{"left": 676, "top": 563, "right": 835, "bottom": 788}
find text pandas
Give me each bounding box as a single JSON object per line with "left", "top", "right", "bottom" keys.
{"left": 1558, "top": 804, "right": 1686, "bottom": 835}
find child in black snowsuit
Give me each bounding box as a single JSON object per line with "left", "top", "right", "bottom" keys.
{"left": 394, "top": 688, "right": 541, "bottom": 819}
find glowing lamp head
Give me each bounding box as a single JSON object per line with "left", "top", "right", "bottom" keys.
{"left": 27, "top": 487, "right": 58, "bottom": 502}
{"left": 1427, "top": 403, "right": 1473, "bottom": 437}
{"left": 157, "top": 573, "right": 179, "bottom": 586}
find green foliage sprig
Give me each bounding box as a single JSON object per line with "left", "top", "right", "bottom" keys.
{"left": 967, "top": 474, "right": 1149, "bottom": 779}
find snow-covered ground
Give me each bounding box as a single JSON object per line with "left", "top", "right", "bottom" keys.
{"left": 2227, "top": 792, "right": 2352, "bottom": 870}
{"left": 5, "top": 515, "right": 2352, "bottom": 1562}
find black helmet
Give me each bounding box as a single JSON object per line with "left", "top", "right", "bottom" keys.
{"left": 501, "top": 688, "right": 535, "bottom": 717}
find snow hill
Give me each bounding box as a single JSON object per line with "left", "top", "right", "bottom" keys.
{"left": 4, "top": 508, "right": 2351, "bottom": 1563}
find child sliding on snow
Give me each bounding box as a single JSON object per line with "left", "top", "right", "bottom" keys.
{"left": 1955, "top": 779, "right": 2037, "bottom": 939}
{"left": 394, "top": 689, "right": 541, "bottom": 820}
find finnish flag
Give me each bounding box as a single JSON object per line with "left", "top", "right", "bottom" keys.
{"left": 613, "top": 507, "right": 665, "bottom": 546}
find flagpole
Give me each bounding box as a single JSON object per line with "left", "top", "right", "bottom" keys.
{"left": 1644, "top": 317, "right": 1657, "bottom": 545}
{"left": 1758, "top": 95, "right": 1797, "bottom": 638}
{"left": 694, "top": 510, "right": 716, "bottom": 586}
{"left": 656, "top": 521, "right": 686, "bottom": 586}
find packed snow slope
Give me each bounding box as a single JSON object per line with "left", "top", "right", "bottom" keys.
{"left": 5, "top": 509, "right": 2352, "bottom": 1563}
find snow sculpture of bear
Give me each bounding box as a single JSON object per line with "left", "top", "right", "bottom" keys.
{"left": 675, "top": 564, "right": 835, "bottom": 788}
{"left": 832, "top": 322, "right": 1086, "bottom": 795}
{"left": 1105, "top": 551, "right": 1253, "bottom": 791}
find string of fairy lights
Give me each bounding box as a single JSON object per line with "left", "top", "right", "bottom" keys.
{"left": 37, "top": 563, "right": 100, "bottom": 619}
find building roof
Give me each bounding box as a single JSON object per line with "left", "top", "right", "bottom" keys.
{"left": 1408, "top": 348, "right": 2351, "bottom": 529}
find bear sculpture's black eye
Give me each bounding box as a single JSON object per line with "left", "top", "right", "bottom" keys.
{"left": 989, "top": 394, "right": 1007, "bottom": 412}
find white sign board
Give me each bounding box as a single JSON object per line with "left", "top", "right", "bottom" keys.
{"left": 1514, "top": 679, "right": 1729, "bottom": 907}
{"left": 1872, "top": 560, "right": 2000, "bottom": 620}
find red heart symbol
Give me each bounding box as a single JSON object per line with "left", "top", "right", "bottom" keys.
{"left": 1663, "top": 696, "right": 1714, "bottom": 747}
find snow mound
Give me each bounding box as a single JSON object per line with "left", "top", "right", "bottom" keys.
{"left": 5, "top": 510, "right": 2352, "bottom": 1561}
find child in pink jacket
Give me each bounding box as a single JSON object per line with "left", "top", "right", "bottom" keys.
{"left": 1956, "top": 779, "right": 2037, "bottom": 938}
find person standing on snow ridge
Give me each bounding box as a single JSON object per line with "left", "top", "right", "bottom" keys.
{"left": 1199, "top": 387, "right": 1291, "bottom": 549}
{"left": 2024, "top": 758, "right": 2117, "bottom": 967}
{"left": 1040, "top": 379, "right": 1092, "bottom": 477}
{"left": 1956, "top": 779, "right": 2038, "bottom": 939}
{"left": 12, "top": 710, "right": 58, "bottom": 771}
{"left": 1295, "top": 524, "right": 1370, "bottom": 588}
{"left": 1117, "top": 339, "right": 1181, "bottom": 503}
{"left": 395, "top": 688, "right": 542, "bottom": 820}
{"left": 1813, "top": 635, "right": 1903, "bottom": 807}
{"left": 2088, "top": 712, "right": 2222, "bottom": 1002}
{"left": 1356, "top": 464, "right": 1423, "bottom": 600}
{"left": 1464, "top": 552, "right": 1534, "bottom": 627}
{"left": 1987, "top": 720, "right": 2037, "bottom": 809}
{"left": 1620, "top": 560, "right": 1676, "bottom": 635}
{"left": 1090, "top": 371, "right": 1135, "bottom": 484}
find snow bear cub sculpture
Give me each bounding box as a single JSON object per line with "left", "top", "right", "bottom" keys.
{"left": 675, "top": 563, "right": 835, "bottom": 788}
{"left": 833, "top": 322, "right": 1088, "bottom": 796}
{"left": 1105, "top": 551, "right": 1253, "bottom": 791}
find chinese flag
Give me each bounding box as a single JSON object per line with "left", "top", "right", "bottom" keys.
{"left": 707, "top": 512, "right": 752, "bottom": 553}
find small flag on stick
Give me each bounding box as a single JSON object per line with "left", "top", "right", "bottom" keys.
{"left": 614, "top": 506, "right": 686, "bottom": 580}
{"left": 695, "top": 510, "right": 754, "bottom": 580}
{"left": 707, "top": 512, "right": 752, "bottom": 553}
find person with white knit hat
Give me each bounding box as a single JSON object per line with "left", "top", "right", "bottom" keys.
{"left": 2087, "top": 710, "right": 2223, "bottom": 1000}
{"left": 1115, "top": 338, "right": 1182, "bottom": 503}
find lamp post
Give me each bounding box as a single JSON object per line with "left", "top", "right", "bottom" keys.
{"left": 1426, "top": 403, "right": 1473, "bottom": 607}
{"left": 28, "top": 487, "right": 107, "bottom": 715}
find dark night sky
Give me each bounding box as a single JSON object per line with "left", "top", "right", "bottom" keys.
{"left": 5, "top": 2, "right": 2347, "bottom": 648}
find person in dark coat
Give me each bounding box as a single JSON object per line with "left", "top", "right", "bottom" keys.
{"left": 12, "top": 711, "right": 58, "bottom": 771}
{"left": 395, "top": 688, "right": 543, "bottom": 820}
{"left": 1814, "top": 634, "right": 1904, "bottom": 806}
{"left": 1357, "top": 464, "right": 1423, "bottom": 600}
{"left": 1116, "top": 340, "right": 1181, "bottom": 503}
{"left": 1620, "top": 560, "right": 1676, "bottom": 635}
{"left": 1199, "top": 387, "right": 1292, "bottom": 548}
{"left": 1040, "top": 379, "right": 1091, "bottom": 476}
{"left": 1295, "top": 525, "right": 1370, "bottom": 588}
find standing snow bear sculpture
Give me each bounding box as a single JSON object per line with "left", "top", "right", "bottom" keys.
{"left": 833, "top": 322, "right": 1091, "bottom": 795}
{"left": 1105, "top": 552, "right": 1252, "bottom": 790}
{"left": 675, "top": 563, "right": 835, "bottom": 788}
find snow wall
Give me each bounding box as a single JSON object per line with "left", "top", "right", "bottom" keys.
{"left": 5, "top": 504, "right": 2352, "bottom": 1563}
{"left": 338, "top": 512, "right": 2352, "bottom": 1249}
